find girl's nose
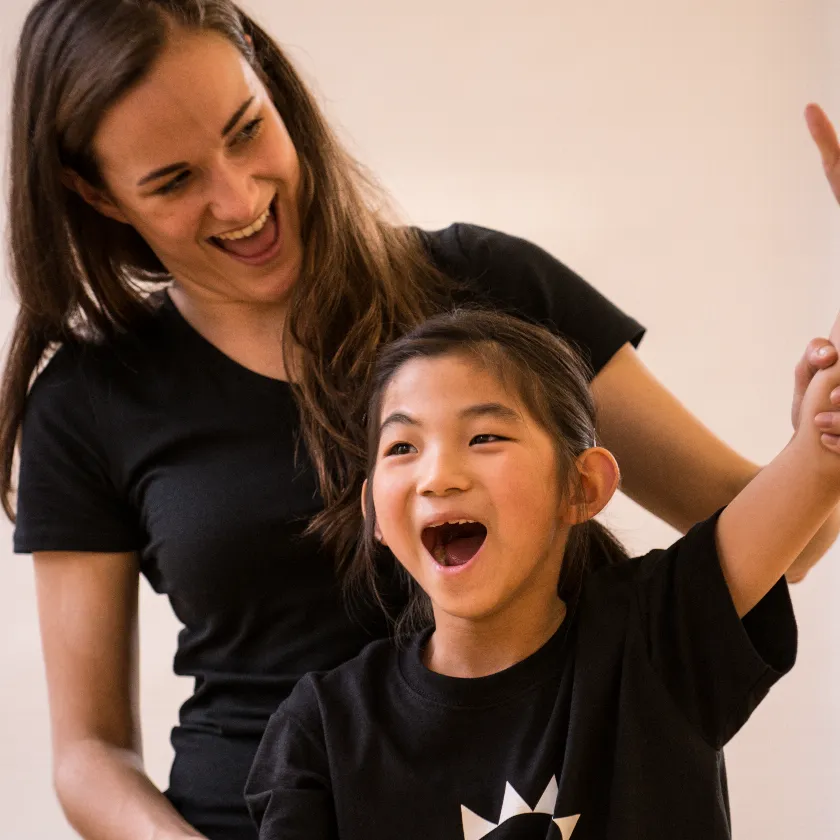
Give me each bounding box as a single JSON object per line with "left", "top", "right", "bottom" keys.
{"left": 417, "top": 448, "right": 471, "bottom": 497}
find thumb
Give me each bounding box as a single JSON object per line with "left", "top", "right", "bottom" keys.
{"left": 805, "top": 103, "right": 840, "bottom": 173}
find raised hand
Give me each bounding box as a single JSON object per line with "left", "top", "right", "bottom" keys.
{"left": 806, "top": 103, "right": 840, "bottom": 204}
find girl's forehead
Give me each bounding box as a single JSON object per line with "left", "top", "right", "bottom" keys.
{"left": 379, "top": 354, "right": 521, "bottom": 419}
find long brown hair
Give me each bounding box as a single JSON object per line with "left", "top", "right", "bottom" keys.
{"left": 1, "top": 0, "right": 450, "bottom": 542}
{"left": 353, "top": 309, "right": 628, "bottom": 634}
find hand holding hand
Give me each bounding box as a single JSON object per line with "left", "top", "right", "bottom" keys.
{"left": 793, "top": 311, "right": 840, "bottom": 457}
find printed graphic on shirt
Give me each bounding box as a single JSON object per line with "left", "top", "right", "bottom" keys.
{"left": 461, "top": 776, "right": 580, "bottom": 840}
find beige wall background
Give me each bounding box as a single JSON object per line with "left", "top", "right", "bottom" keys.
{"left": 1, "top": 0, "right": 839, "bottom": 837}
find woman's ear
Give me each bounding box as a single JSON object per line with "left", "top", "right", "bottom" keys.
{"left": 360, "top": 479, "right": 385, "bottom": 544}
{"left": 564, "top": 447, "right": 620, "bottom": 525}
{"left": 62, "top": 169, "right": 130, "bottom": 224}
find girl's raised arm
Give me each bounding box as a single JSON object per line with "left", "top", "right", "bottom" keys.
{"left": 716, "top": 311, "right": 840, "bottom": 616}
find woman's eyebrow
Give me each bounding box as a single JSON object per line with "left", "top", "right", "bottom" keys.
{"left": 221, "top": 96, "right": 255, "bottom": 137}
{"left": 136, "top": 96, "right": 256, "bottom": 187}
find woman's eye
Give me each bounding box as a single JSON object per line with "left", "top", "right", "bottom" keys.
{"left": 155, "top": 171, "right": 191, "bottom": 196}
{"left": 233, "top": 117, "right": 264, "bottom": 146}
{"left": 470, "top": 434, "right": 507, "bottom": 445}
{"left": 385, "top": 442, "right": 415, "bottom": 457}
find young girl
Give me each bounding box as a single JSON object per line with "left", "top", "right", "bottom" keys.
{"left": 245, "top": 308, "right": 840, "bottom": 840}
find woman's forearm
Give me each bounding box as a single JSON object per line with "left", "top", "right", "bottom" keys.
{"left": 592, "top": 343, "right": 761, "bottom": 532}
{"left": 54, "top": 738, "right": 205, "bottom": 840}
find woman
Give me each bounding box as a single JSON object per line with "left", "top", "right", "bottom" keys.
{"left": 3, "top": 2, "right": 839, "bottom": 839}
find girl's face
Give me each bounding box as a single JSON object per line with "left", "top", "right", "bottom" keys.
{"left": 370, "top": 354, "right": 572, "bottom": 625}
{"left": 87, "top": 28, "right": 302, "bottom": 307}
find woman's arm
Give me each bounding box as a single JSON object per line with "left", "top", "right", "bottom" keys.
{"left": 716, "top": 311, "right": 840, "bottom": 616}
{"left": 591, "top": 341, "right": 840, "bottom": 579}
{"left": 34, "top": 550, "right": 206, "bottom": 840}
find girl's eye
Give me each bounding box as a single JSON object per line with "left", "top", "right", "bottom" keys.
{"left": 470, "top": 434, "right": 508, "bottom": 445}
{"left": 232, "top": 117, "right": 264, "bottom": 146}
{"left": 385, "top": 442, "right": 416, "bottom": 457}
{"left": 155, "top": 170, "right": 191, "bottom": 196}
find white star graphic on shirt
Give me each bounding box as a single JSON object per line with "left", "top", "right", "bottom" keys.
{"left": 460, "top": 775, "right": 580, "bottom": 840}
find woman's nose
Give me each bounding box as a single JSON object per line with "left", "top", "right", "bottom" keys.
{"left": 417, "top": 448, "right": 471, "bottom": 497}
{"left": 208, "top": 161, "right": 260, "bottom": 224}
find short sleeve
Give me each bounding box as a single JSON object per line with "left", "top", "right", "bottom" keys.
{"left": 425, "top": 223, "right": 646, "bottom": 377}
{"left": 245, "top": 678, "right": 338, "bottom": 840}
{"left": 14, "top": 346, "right": 142, "bottom": 554}
{"left": 634, "top": 513, "right": 797, "bottom": 749}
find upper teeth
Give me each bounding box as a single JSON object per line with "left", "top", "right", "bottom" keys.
{"left": 215, "top": 205, "right": 272, "bottom": 241}
{"left": 436, "top": 519, "right": 476, "bottom": 526}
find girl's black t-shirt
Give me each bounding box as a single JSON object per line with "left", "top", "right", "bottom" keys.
{"left": 245, "top": 516, "right": 797, "bottom": 840}
{"left": 13, "top": 224, "right": 645, "bottom": 839}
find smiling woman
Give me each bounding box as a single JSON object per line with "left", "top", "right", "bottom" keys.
{"left": 68, "top": 28, "right": 303, "bottom": 309}
{"left": 3, "top": 2, "right": 840, "bottom": 840}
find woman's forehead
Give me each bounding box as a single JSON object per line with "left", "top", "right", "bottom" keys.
{"left": 93, "top": 29, "right": 261, "bottom": 184}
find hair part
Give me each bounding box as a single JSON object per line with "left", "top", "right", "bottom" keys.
{"left": 2, "top": 0, "right": 450, "bottom": 523}
{"left": 350, "top": 309, "right": 628, "bottom": 636}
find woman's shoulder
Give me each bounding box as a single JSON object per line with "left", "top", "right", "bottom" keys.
{"left": 27, "top": 294, "right": 181, "bottom": 408}
{"left": 421, "top": 222, "right": 577, "bottom": 290}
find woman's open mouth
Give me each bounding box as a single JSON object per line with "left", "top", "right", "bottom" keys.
{"left": 210, "top": 196, "right": 282, "bottom": 266}
{"left": 421, "top": 520, "right": 488, "bottom": 568}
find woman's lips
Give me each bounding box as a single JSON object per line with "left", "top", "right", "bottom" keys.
{"left": 210, "top": 197, "right": 283, "bottom": 266}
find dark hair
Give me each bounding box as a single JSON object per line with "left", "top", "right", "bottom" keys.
{"left": 350, "top": 309, "right": 629, "bottom": 635}
{"left": 2, "top": 0, "right": 450, "bottom": 538}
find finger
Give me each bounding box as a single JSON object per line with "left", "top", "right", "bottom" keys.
{"left": 832, "top": 387, "right": 840, "bottom": 406}
{"left": 820, "top": 433, "right": 840, "bottom": 454}
{"left": 808, "top": 337, "right": 837, "bottom": 368}
{"left": 786, "top": 569, "right": 808, "bottom": 584}
{"left": 806, "top": 104, "right": 840, "bottom": 172}
{"left": 806, "top": 104, "right": 840, "bottom": 204}
{"left": 815, "top": 412, "right": 840, "bottom": 434}
{"left": 795, "top": 338, "right": 836, "bottom": 395}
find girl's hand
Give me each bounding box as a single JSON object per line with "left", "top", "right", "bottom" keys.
{"left": 794, "top": 311, "right": 840, "bottom": 456}
{"left": 792, "top": 338, "right": 839, "bottom": 433}
{"left": 806, "top": 103, "right": 840, "bottom": 204}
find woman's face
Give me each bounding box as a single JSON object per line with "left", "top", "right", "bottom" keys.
{"left": 369, "top": 354, "right": 571, "bottom": 626}
{"left": 90, "top": 28, "right": 302, "bottom": 307}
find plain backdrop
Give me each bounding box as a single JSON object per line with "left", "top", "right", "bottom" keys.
{"left": 1, "top": 1, "right": 839, "bottom": 837}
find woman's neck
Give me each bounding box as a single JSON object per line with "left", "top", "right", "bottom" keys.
{"left": 424, "top": 597, "right": 567, "bottom": 679}
{"left": 168, "top": 285, "right": 293, "bottom": 381}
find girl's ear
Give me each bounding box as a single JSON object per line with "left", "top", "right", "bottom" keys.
{"left": 62, "top": 169, "right": 130, "bottom": 224}
{"left": 564, "top": 447, "right": 620, "bottom": 525}
{"left": 360, "top": 479, "right": 385, "bottom": 544}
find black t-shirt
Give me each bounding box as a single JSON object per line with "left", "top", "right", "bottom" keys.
{"left": 14, "top": 224, "right": 644, "bottom": 839}
{"left": 246, "top": 516, "right": 797, "bottom": 840}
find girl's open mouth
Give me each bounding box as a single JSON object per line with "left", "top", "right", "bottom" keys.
{"left": 421, "top": 520, "right": 487, "bottom": 568}
{"left": 210, "top": 196, "right": 282, "bottom": 265}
